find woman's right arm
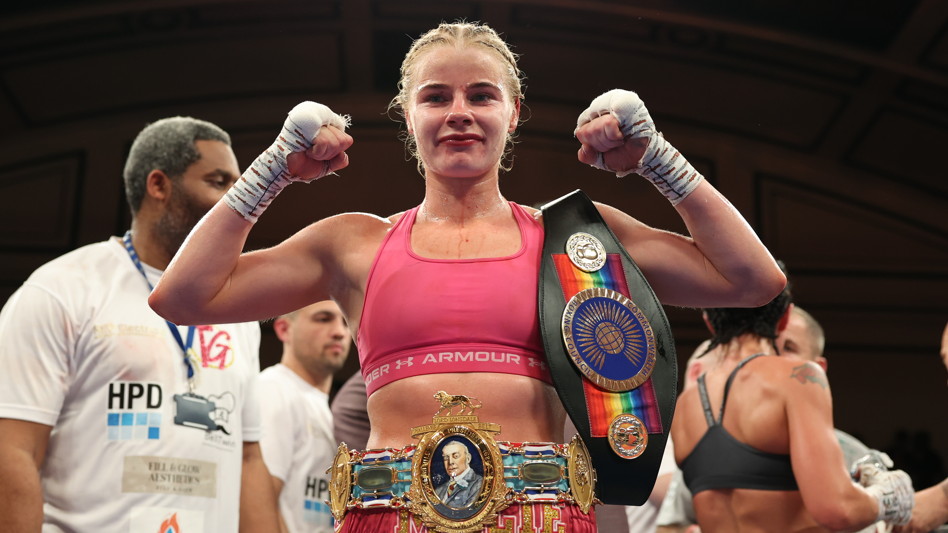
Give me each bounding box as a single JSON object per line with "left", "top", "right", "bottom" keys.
{"left": 149, "top": 105, "right": 354, "bottom": 326}
{"left": 150, "top": 203, "right": 339, "bottom": 325}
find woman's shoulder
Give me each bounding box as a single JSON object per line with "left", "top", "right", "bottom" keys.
{"left": 734, "top": 354, "right": 829, "bottom": 401}
{"left": 748, "top": 353, "right": 816, "bottom": 375}
{"left": 287, "top": 212, "right": 403, "bottom": 259}
{"left": 385, "top": 210, "right": 410, "bottom": 225}
{"left": 304, "top": 211, "right": 406, "bottom": 236}
{"left": 514, "top": 203, "right": 542, "bottom": 223}
{"left": 326, "top": 211, "right": 402, "bottom": 225}
{"left": 725, "top": 352, "right": 796, "bottom": 379}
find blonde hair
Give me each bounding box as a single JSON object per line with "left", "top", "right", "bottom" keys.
{"left": 389, "top": 21, "right": 525, "bottom": 176}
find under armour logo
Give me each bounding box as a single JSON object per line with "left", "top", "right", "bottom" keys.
{"left": 528, "top": 358, "right": 547, "bottom": 370}
{"left": 396, "top": 357, "right": 413, "bottom": 369}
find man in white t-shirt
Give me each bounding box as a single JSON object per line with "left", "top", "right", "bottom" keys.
{"left": 0, "top": 117, "right": 280, "bottom": 533}
{"left": 259, "top": 300, "right": 351, "bottom": 533}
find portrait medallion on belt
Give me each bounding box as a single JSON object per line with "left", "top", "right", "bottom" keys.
{"left": 561, "top": 287, "right": 657, "bottom": 392}
{"left": 408, "top": 392, "right": 508, "bottom": 533}
{"left": 566, "top": 232, "right": 607, "bottom": 272}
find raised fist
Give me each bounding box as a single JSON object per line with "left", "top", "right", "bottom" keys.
{"left": 575, "top": 89, "right": 704, "bottom": 205}
{"left": 286, "top": 125, "right": 352, "bottom": 181}
{"left": 224, "top": 101, "right": 351, "bottom": 222}
{"left": 575, "top": 114, "right": 649, "bottom": 174}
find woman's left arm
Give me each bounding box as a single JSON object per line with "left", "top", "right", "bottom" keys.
{"left": 575, "top": 90, "right": 785, "bottom": 308}
{"left": 597, "top": 182, "right": 783, "bottom": 308}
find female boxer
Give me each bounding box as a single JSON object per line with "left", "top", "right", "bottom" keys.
{"left": 151, "top": 22, "right": 785, "bottom": 531}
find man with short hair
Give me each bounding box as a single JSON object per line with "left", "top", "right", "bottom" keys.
{"left": 258, "top": 300, "right": 351, "bottom": 533}
{"left": 434, "top": 440, "right": 484, "bottom": 508}
{"left": 775, "top": 305, "right": 826, "bottom": 371}
{"left": 0, "top": 117, "right": 280, "bottom": 533}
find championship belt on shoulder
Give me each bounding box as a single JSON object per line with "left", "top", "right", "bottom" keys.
{"left": 538, "top": 189, "right": 678, "bottom": 505}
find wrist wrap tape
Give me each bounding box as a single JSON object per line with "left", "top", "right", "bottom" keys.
{"left": 224, "top": 101, "right": 349, "bottom": 222}
{"left": 860, "top": 465, "right": 913, "bottom": 525}
{"left": 576, "top": 89, "right": 703, "bottom": 205}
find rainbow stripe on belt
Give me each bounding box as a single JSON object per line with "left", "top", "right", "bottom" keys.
{"left": 553, "top": 254, "right": 663, "bottom": 437}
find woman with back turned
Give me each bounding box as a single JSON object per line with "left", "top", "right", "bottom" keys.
{"left": 672, "top": 277, "right": 914, "bottom": 532}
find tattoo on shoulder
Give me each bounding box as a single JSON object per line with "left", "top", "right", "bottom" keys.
{"left": 790, "top": 364, "right": 827, "bottom": 389}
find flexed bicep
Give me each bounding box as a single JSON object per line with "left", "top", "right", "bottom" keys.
{"left": 150, "top": 102, "right": 360, "bottom": 326}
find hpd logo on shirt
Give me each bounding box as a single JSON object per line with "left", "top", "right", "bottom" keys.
{"left": 106, "top": 381, "right": 163, "bottom": 441}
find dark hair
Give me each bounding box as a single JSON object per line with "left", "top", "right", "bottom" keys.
{"left": 123, "top": 116, "right": 231, "bottom": 214}
{"left": 701, "top": 261, "right": 791, "bottom": 356}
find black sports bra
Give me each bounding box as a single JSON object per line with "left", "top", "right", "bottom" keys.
{"left": 680, "top": 354, "right": 799, "bottom": 494}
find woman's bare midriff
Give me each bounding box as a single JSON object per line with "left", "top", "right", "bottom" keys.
{"left": 365, "top": 372, "right": 567, "bottom": 449}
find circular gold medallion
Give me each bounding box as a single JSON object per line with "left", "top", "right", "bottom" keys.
{"left": 561, "top": 287, "right": 657, "bottom": 392}
{"left": 328, "top": 443, "right": 352, "bottom": 522}
{"left": 608, "top": 414, "right": 648, "bottom": 459}
{"left": 566, "top": 233, "right": 607, "bottom": 272}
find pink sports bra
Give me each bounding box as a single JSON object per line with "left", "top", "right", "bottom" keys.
{"left": 356, "top": 202, "right": 552, "bottom": 396}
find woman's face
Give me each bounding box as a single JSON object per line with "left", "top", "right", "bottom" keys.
{"left": 406, "top": 45, "right": 519, "bottom": 180}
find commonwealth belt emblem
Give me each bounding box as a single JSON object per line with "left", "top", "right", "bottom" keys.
{"left": 561, "top": 287, "right": 656, "bottom": 392}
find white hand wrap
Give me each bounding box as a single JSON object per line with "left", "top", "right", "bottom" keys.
{"left": 224, "top": 101, "right": 349, "bottom": 222}
{"left": 857, "top": 464, "right": 914, "bottom": 525}
{"left": 576, "top": 89, "right": 703, "bottom": 205}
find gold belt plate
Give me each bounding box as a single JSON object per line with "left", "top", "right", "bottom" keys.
{"left": 608, "top": 414, "right": 648, "bottom": 459}
{"left": 328, "top": 442, "right": 353, "bottom": 522}
{"left": 407, "top": 392, "right": 509, "bottom": 533}
{"left": 567, "top": 434, "right": 597, "bottom": 513}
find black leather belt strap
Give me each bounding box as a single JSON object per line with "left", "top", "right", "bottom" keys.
{"left": 538, "top": 189, "right": 678, "bottom": 505}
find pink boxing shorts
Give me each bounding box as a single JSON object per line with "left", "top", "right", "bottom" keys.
{"left": 335, "top": 503, "right": 597, "bottom": 533}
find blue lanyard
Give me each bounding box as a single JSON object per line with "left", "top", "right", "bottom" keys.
{"left": 123, "top": 231, "right": 197, "bottom": 387}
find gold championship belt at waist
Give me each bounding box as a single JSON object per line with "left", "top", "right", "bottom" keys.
{"left": 328, "top": 391, "right": 598, "bottom": 533}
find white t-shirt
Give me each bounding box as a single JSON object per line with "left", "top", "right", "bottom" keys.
{"left": 0, "top": 238, "right": 262, "bottom": 533}
{"left": 626, "top": 434, "right": 678, "bottom": 532}
{"left": 259, "top": 364, "right": 336, "bottom": 533}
